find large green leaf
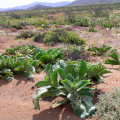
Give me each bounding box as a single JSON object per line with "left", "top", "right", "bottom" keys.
{"left": 51, "top": 70, "right": 59, "bottom": 87}
{"left": 57, "top": 68, "right": 65, "bottom": 80}
{"left": 31, "top": 60, "right": 40, "bottom": 68}
{"left": 77, "top": 80, "right": 90, "bottom": 91}
{"left": 40, "top": 55, "right": 50, "bottom": 63}
{"left": 35, "top": 81, "right": 50, "bottom": 87}
{"left": 109, "top": 51, "right": 119, "bottom": 61}
{"left": 70, "top": 97, "right": 95, "bottom": 119}
{"left": 52, "top": 98, "right": 69, "bottom": 109}
{"left": 26, "top": 65, "right": 35, "bottom": 73}
{"left": 79, "top": 60, "right": 87, "bottom": 80}
{"left": 61, "top": 80, "right": 73, "bottom": 93}
{"left": 33, "top": 86, "right": 53, "bottom": 110}
{"left": 77, "top": 88, "right": 93, "bottom": 97}
{"left": 64, "top": 65, "right": 76, "bottom": 78}
{"left": 65, "top": 74, "right": 74, "bottom": 82}
{"left": 52, "top": 86, "right": 68, "bottom": 96}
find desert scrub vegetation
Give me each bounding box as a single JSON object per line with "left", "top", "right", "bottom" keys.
{"left": 63, "top": 45, "right": 90, "bottom": 61}
{"left": 0, "top": 3, "right": 120, "bottom": 31}
{"left": 33, "top": 33, "right": 44, "bottom": 42}
{"left": 0, "top": 45, "right": 63, "bottom": 81}
{"left": 33, "top": 28, "right": 85, "bottom": 45}
{"left": 87, "top": 27, "right": 97, "bottom": 32}
{"left": 15, "top": 31, "right": 35, "bottom": 39}
{"left": 95, "top": 87, "right": 120, "bottom": 120}
{"left": 74, "top": 17, "right": 90, "bottom": 27}
{"left": 87, "top": 44, "right": 112, "bottom": 56}
{"left": 105, "top": 51, "right": 120, "bottom": 66}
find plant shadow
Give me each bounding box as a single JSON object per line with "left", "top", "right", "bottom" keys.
{"left": 93, "top": 89, "right": 105, "bottom": 104}
{"left": 32, "top": 105, "right": 81, "bottom": 120}
{"left": 42, "top": 96, "right": 57, "bottom": 102}
{"left": 15, "top": 76, "right": 35, "bottom": 85}
{"left": 0, "top": 79, "right": 9, "bottom": 87}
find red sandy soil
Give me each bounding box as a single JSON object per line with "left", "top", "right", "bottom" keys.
{"left": 0, "top": 27, "right": 120, "bottom": 120}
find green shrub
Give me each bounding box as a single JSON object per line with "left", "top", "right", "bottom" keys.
{"left": 66, "top": 31, "right": 85, "bottom": 45}
{"left": 12, "top": 24, "right": 23, "bottom": 29}
{"left": 33, "top": 33, "right": 44, "bottom": 42}
{"left": 42, "top": 28, "right": 85, "bottom": 45}
{"left": 95, "top": 87, "right": 120, "bottom": 120}
{"left": 88, "top": 27, "right": 97, "bottom": 32}
{"left": 66, "top": 11, "right": 75, "bottom": 24}
{"left": 15, "top": 31, "right": 34, "bottom": 39}
{"left": 43, "top": 28, "right": 67, "bottom": 45}
{"left": 102, "top": 22, "right": 114, "bottom": 29}
{"left": 93, "top": 8, "right": 109, "bottom": 18}
{"left": 74, "top": 17, "right": 90, "bottom": 27}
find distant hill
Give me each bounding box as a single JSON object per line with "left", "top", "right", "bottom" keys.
{"left": 0, "top": 1, "right": 71, "bottom": 12}
{"left": 28, "top": 5, "right": 51, "bottom": 10}
{"left": 69, "top": 0, "right": 120, "bottom": 6}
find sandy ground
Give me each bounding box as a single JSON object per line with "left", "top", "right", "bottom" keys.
{"left": 0, "top": 26, "right": 120, "bottom": 120}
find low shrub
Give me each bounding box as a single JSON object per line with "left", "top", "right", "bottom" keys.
{"left": 74, "top": 17, "right": 90, "bottom": 27}
{"left": 12, "top": 24, "right": 23, "bottom": 29}
{"left": 12, "top": 22, "right": 27, "bottom": 29}
{"left": 88, "top": 27, "right": 97, "bottom": 32}
{"left": 15, "top": 31, "right": 34, "bottom": 39}
{"left": 64, "top": 45, "right": 89, "bottom": 61}
{"left": 66, "top": 31, "right": 85, "bottom": 45}
{"left": 95, "top": 87, "right": 120, "bottom": 120}
{"left": 36, "top": 28, "right": 85, "bottom": 45}
{"left": 33, "top": 33, "right": 44, "bottom": 42}
{"left": 43, "top": 28, "right": 67, "bottom": 45}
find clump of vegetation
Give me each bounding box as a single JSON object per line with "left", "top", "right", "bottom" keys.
{"left": 88, "top": 27, "right": 97, "bottom": 32}
{"left": 0, "top": 45, "right": 63, "bottom": 81}
{"left": 88, "top": 44, "right": 112, "bottom": 56}
{"left": 0, "top": 69, "right": 13, "bottom": 82}
{"left": 15, "top": 31, "right": 35, "bottom": 39}
{"left": 33, "top": 60, "right": 111, "bottom": 119}
{"left": 95, "top": 87, "right": 120, "bottom": 120}
{"left": 93, "top": 8, "right": 109, "bottom": 18}
{"left": 12, "top": 24, "right": 23, "bottom": 29}
{"left": 101, "top": 22, "right": 115, "bottom": 29}
{"left": 105, "top": 51, "right": 120, "bottom": 65}
{"left": 99, "top": 19, "right": 119, "bottom": 29}
{"left": 65, "top": 31, "right": 85, "bottom": 45}
{"left": 74, "top": 17, "right": 90, "bottom": 27}
{"left": 33, "top": 33, "right": 44, "bottom": 42}
{"left": 33, "top": 28, "right": 85, "bottom": 45}
{"left": 64, "top": 45, "right": 89, "bottom": 61}
{"left": 66, "top": 11, "right": 75, "bottom": 24}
